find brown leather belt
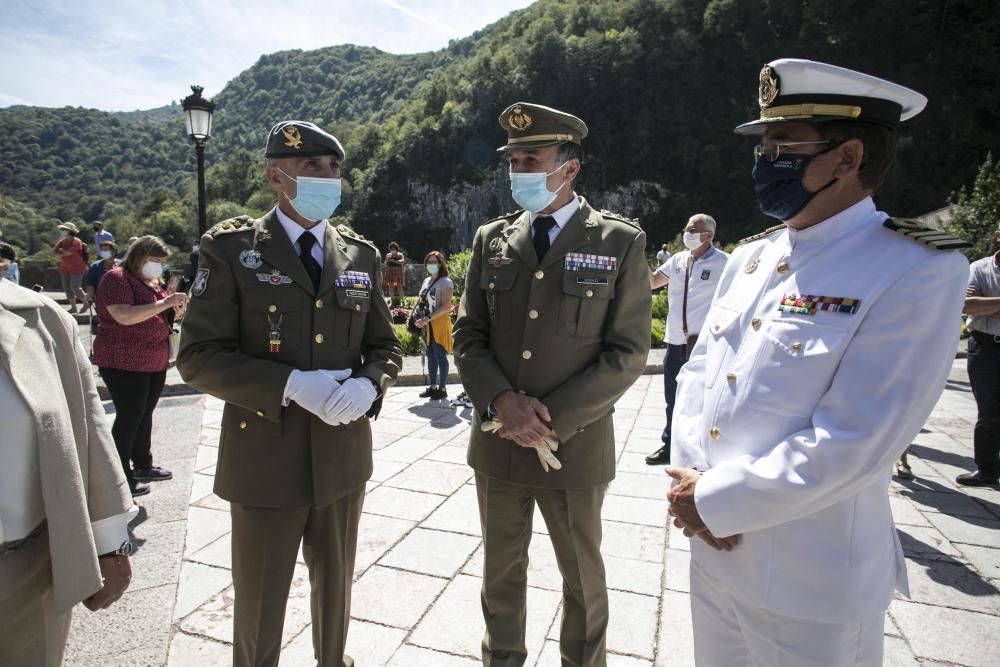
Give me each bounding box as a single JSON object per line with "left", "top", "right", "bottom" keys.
{"left": 0, "top": 522, "right": 45, "bottom": 558}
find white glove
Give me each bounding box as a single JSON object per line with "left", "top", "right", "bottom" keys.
{"left": 283, "top": 368, "right": 353, "bottom": 425}
{"left": 324, "top": 376, "right": 378, "bottom": 425}
{"left": 480, "top": 419, "right": 562, "bottom": 472}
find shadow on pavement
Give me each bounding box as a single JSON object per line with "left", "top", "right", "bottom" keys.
{"left": 897, "top": 528, "right": 1000, "bottom": 598}
{"left": 127, "top": 505, "right": 150, "bottom": 554}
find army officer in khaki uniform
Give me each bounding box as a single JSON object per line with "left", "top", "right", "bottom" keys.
{"left": 454, "top": 103, "right": 652, "bottom": 666}
{"left": 177, "top": 120, "right": 402, "bottom": 667}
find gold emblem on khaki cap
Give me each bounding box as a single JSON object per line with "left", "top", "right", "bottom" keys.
{"left": 508, "top": 105, "right": 533, "bottom": 131}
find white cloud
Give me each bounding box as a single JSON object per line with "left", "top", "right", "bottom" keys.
{"left": 0, "top": 0, "right": 536, "bottom": 111}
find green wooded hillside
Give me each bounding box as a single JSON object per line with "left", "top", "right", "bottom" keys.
{"left": 2, "top": 0, "right": 998, "bottom": 258}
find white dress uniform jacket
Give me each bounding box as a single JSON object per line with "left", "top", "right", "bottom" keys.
{"left": 672, "top": 197, "right": 969, "bottom": 623}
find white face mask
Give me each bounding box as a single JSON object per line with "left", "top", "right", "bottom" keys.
{"left": 59, "top": 230, "right": 69, "bottom": 238}
{"left": 683, "top": 231, "right": 706, "bottom": 250}
{"left": 141, "top": 261, "right": 164, "bottom": 280}
{"left": 99, "top": 250, "right": 113, "bottom": 260}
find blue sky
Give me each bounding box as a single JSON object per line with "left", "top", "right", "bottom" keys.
{"left": 1, "top": 0, "right": 537, "bottom": 111}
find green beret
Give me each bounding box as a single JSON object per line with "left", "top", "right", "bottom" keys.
{"left": 265, "top": 120, "right": 345, "bottom": 160}
{"left": 497, "top": 102, "right": 588, "bottom": 152}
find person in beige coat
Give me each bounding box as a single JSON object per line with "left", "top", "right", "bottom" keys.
{"left": 0, "top": 279, "right": 137, "bottom": 666}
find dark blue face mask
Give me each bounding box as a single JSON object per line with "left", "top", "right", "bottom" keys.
{"left": 752, "top": 146, "right": 839, "bottom": 221}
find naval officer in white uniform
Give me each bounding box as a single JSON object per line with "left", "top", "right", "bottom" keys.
{"left": 665, "top": 59, "right": 971, "bottom": 666}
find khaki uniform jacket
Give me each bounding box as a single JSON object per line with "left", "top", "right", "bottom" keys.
{"left": 177, "top": 208, "right": 402, "bottom": 508}
{"left": 454, "top": 198, "right": 651, "bottom": 489}
{"left": 0, "top": 282, "right": 133, "bottom": 611}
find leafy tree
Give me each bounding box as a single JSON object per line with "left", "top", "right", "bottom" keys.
{"left": 950, "top": 153, "right": 1000, "bottom": 260}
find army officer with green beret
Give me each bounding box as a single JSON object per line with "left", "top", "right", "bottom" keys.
{"left": 454, "top": 103, "right": 652, "bottom": 666}
{"left": 177, "top": 120, "right": 402, "bottom": 667}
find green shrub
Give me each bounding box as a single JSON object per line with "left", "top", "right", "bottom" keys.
{"left": 651, "top": 319, "right": 665, "bottom": 349}
{"left": 394, "top": 323, "right": 423, "bottom": 355}
{"left": 651, "top": 293, "right": 668, "bottom": 321}
{"left": 447, "top": 248, "right": 472, "bottom": 297}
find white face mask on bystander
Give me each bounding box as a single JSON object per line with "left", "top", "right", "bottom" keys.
{"left": 141, "top": 261, "right": 164, "bottom": 280}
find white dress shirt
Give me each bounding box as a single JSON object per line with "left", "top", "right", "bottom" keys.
{"left": 0, "top": 363, "right": 135, "bottom": 552}
{"left": 529, "top": 194, "right": 581, "bottom": 245}
{"left": 276, "top": 205, "right": 326, "bottom": 268}
{"left": 656, "top": 246, "right": 729, "bottom": 345}
{"left": 672, "top": 197, "right": 969, "bottom": 624}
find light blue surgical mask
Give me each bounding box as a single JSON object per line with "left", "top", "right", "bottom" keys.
{"left": 509, "top": 162, "right": 568, "bottom": 213}
{"left": 426, "top": 263, "right": 440, "bottom": 275}
{"left": 277, "top": 168, "right": 342, "bottom": 221}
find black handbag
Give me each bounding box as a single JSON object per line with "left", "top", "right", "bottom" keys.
{"left": 406, "top": 277, "right": 438, "bottom": 336}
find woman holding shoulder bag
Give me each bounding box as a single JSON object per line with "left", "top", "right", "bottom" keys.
{"left": 414, "top": 251, "right": 454, "bottom": 400}
{"left": 92, "top": 235, "right": 187, "bottom": 497}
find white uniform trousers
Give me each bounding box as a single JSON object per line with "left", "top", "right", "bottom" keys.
{"left": 690, "top": 564, "right": 884, "bottom": 667}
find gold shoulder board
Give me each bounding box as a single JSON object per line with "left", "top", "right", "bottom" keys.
{"left": 336, "top": 224, "right": 377, "bottom": 250}
{"left": 487, "top": 210, "right": 524, "bottom": 224}
{"left": 207, "top": 215, "right": 254, "bottom": 237}
{"left": 599, "top": 209, "right": 642, "bottom": 230}
{"left": 736, "top": 224, "right": 785, "bottom": 246}
{"left": 883, "top": 219, "right": 972, "bottom": 250}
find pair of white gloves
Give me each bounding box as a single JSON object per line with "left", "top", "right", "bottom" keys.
{"left": 283, "top": 369, "right": 377, "bottom": 426}
{"left": 480, "top": 419, "right": 562, "bottom": 472}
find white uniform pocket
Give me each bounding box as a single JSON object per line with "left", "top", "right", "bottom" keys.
{"left": 747, "top": 318, "right": 851, "bottom": 416}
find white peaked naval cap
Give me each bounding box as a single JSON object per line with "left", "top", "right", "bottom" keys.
{"left": 736, "top": 58, "right": 927, "bottom": 135}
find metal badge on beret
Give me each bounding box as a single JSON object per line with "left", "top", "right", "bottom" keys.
{"left": 508, "top": 105, "right": 533, "bottom": 131}
{"left": 759, "top": 65, "right": 780, "bottom": 109}
{"left": 282, "top": 126, "right": 303, "bottom": 149}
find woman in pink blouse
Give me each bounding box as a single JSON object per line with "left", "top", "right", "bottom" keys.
{"left": 93, "top": 236, "right": 188, "bottom": 497}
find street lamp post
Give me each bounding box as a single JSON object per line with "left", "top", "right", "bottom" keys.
{"left": 181, "top": 85, "right": 215, "bottom": 237}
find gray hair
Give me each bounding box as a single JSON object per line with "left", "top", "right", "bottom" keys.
{"left": 688, "top": 213, "right": 717, "bottom": 233}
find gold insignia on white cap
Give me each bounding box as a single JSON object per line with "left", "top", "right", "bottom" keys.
{"left": 736, "top": 58, "right": 928, "bottom": 135}
{"left": 758, "top": 66, "right": 780, "bottom": 108}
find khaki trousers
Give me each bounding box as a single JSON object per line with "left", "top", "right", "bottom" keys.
{"left": 476, "top": 473, "right": 609, "bottom": 667}
{"left": 0, "top": 528, "right": 73, "bottom": 667}
{"left": 230, "top": 484, "right": 365, "bottom": 667}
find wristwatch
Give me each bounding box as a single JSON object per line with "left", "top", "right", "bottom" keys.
{"left": 98, "top": 540, "right": 133, "bottom": 559}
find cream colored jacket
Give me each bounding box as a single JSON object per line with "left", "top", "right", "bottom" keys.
{"left": 0, "top": 281, "right": 133, "bottom": 611}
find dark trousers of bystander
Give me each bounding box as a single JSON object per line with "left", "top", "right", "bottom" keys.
{"left": 968, "top": 333, "right": 1000, "bottom": 478}
{"left": 98, "top": 367, "right": 167, "bottom": 482}
{"left": 661, "top": 343, "right": 687, "bottom": 447}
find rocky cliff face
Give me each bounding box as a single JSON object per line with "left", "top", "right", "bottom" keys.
{"left": 402, "top": 169, "right": 668, "bottom": 250}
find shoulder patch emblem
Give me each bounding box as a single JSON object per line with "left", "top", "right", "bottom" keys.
{"left": 737, "top": 224, "right": 786, "bottom": 246}
{"left": 191, "top": 268, "right": 210, "bottom": 296}
{"left": 883, "top": 219, "right": 972, "bottom": 250}
{"left": 239, "top": 249, "right": 263, "bottom": 269}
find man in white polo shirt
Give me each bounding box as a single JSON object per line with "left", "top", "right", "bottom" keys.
{"left": 645, "top": 213, "right": 728, "bottom": 465}
{"left": 958, "top": 224, "right": 1000, "bottom": 486}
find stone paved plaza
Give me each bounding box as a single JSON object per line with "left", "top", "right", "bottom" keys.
{"left": 65, "top": 361, "right": 1000, "bottom": 666}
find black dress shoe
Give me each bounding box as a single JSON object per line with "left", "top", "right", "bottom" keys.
{"left": 130, "top": 480, "right": 151, "bottom": 497}
{"left": 645, "top": 445, "right": 671, "bottom": 465}
{"left": 419, "top": 387, "right": 435, "bottom": 398}
{"left": 956, "top": 471, "right": 999, "bottom": 487}
{"left": 133, "top": 466, "right": 173, "bottom": 482}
